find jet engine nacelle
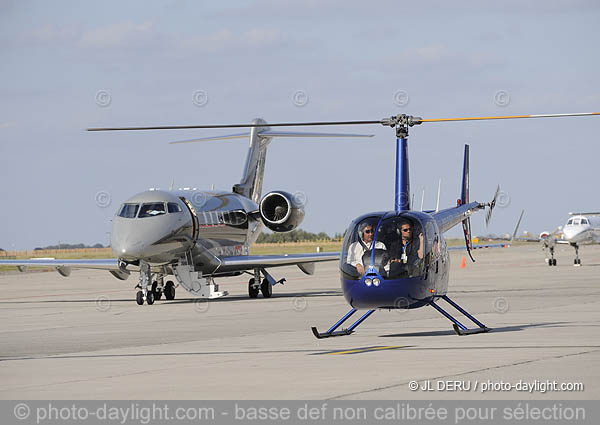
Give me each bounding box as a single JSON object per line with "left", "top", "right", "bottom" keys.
{"left": 539, "top": 232, "right": 550, "bottom": 239}
{"left": 259, "top": 191, "right": 305, "bottom": 232}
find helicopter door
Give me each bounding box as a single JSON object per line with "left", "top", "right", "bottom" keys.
{"left": 180, "top": 197, "right": 199, "bottom": 242}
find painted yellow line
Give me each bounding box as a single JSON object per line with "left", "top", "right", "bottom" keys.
{"left": 325, "top": 346, "right": 405, "bottom": 355}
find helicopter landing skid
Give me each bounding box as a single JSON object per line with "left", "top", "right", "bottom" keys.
{"left": 311, "top": 308, "right": 375, "bottom": 339}
{"left": 430, "top": 295, "right": 490, "bottom": 336}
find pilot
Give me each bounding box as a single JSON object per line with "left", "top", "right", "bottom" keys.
{"left": 390, "top": 221, "right": 424, "bottom": 275}
{"left": 347, "top": 222, "right": 387, "bottom": 276}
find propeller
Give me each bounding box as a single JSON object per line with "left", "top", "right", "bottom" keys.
{"left": 87, "top": 112, "right": 600, "bottom": 131}
{"left": 485, "top": 185, "right": 500, "bottom": 227}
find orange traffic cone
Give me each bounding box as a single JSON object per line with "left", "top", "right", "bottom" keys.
{"left": 460, "top": 256, "right": 466, "bottom": 269}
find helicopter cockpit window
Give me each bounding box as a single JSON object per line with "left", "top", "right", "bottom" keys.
{"left": 341, "top": 217, "right": 388, "bottom": 279}
{"left": 341, "top": 215, "right": 428, "bottom": 280}
{"left": 118, "top": 203, "right": 139, "bottom": 218}
{"left": 138, "top": 203, "right": 166, "bottom": 218}
{"left": 376, "top": 216, "right": 425, "bottom": 279}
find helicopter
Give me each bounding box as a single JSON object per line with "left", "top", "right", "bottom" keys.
{"left": 82, "top": 111, "right": 599, "bottom": 335}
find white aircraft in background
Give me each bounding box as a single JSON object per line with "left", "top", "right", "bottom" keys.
{"left": 514, "top": 210, "right": 600, "bottom": 266}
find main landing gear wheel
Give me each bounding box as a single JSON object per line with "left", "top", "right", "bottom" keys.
{"left": 136, "top": 291, "right": 144, "bottom": 305}
{"left": 261, "top": 278, "right": 273, "bottom": 298}
{"left": 553, "top": 259, "right": 557, "bottom": 266}
{"left": 164, "top": 281, "right": 176, "bottom": 300}
{"left": 146, "top": 291, "right": 155, "bottom": 305}
{"left": 248, "top": 278, "right": 259, "bottom": 298}
{"left": 151, "top": 281, "right": 162, "bottom": 300}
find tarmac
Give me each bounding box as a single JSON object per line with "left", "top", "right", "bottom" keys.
{"left": 1, "top": 244, "right": 599, "bottom": 400}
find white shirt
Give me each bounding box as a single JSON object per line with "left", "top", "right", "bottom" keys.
{"left": 347, "top": 240, "right": 387, "bottom": 267}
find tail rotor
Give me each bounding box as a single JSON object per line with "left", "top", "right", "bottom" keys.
{"left": 485, "top": 185, "right": 500, "bottom": 227}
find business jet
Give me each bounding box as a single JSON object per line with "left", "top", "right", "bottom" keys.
{"left": 514, "top": 210, "right": 600, "bottom": 266}
{"left": 0, "top": 120, "right": 371, "bottom": 304}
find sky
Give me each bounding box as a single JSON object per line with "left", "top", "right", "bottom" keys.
{"left": 1, "top": 0, "right": 599, "bottom": 250}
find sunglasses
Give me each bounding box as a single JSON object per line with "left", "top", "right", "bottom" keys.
{"left": 401, "top": 228, "right": 412, "bottom": 232}
{"left": 364, "top": 229, "right": 374, "bottom": 234}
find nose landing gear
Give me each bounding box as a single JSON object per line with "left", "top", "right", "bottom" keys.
{"left": 135, "top": 261, "right": 153, "bottom": 305}
{"left": 573, "top": 244, "right": 582, "bottom": 266}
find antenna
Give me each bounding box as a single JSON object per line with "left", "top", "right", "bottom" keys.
{"left": 420, "top": 187, "right": 425, "bottom": 211}
{"left": 435, "top": 178, "right": 442, "bottom": 213}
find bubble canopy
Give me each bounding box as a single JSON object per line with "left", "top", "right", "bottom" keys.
{"left": 340, "top": 211, "right": 446, "bottom": 309}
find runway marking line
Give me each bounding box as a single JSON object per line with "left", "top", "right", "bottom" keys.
{"left": 315, "top": 346, "right": 406, "bottom": 355}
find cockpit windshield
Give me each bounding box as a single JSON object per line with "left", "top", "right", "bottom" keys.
{"left": 138, "top": 203, "right": 166, "bottom": 218}
{"left": 167, "top": 202, "right": 182, "bottom": 213}
{"left": 341, "top": 214, "right": 427, "bottom": 280}
{"left": 118, "top": 203, "right": 139, "bottom": 218}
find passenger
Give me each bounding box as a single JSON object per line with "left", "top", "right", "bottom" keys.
{"left": 389, "top": 221, "right": 423, "bottom": 276}
{"left": 347, "top": 222, "right": 387, "bottom": 276}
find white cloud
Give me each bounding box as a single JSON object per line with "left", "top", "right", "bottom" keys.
{"left": 24, "top": 24, "right": 80, "bottom": 45}
{"left": 79, "top": 21, "right": 154, "bottom": 48}
{"left": 181, "top": 27, "right": 287, "bottom": 52}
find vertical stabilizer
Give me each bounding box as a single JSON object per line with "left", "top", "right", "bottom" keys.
{"left": 232, "top": 118, "right": 271, "bottom": 203}
{"left": 460, "top": 144, "right": 474, "bottom": 261}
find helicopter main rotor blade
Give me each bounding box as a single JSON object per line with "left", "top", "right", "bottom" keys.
{"left": 87, "top": 111, "right": 600, "bottom": 131}
{"left": 419, "top": 112, "right": 600, "bottom": 124}
{"left": 87, "top": 120, "right": 381, "bottom": 131}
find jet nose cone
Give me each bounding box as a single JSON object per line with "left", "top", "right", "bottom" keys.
{"left": 112, "top": 239, "right": 147, "bottom": 259}
{"left": 562, "top": 227, "right": 580, "bottom": 242}
{"left": 111, "top": 228, "right": 149, "bottom": 260}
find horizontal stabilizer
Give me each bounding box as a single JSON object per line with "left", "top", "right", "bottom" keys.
{"left": 170, "top": 130, "right": 373, "bottom": 144}
{"left": 257, "top": 130, "right": 373, "bottom": 138}
{"left": 169, "top": 132, "right": 250, "bottom": 144}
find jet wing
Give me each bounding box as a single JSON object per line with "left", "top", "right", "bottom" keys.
{"left": 218, "top": 252, "right": 339, "bottom": 272}
{"left": 0, "top": 258, "right": 126, "bottom": 271}
{"left": 513, "top": 237, "right": 542, "bottom": 242}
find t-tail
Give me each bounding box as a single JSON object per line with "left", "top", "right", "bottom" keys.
{"left": 169, "top": 118, "right": 372, "bottom": 203}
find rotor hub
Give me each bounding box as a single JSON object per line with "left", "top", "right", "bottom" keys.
{"left": 380, "top": 114, "right": 423, "bottom": 138}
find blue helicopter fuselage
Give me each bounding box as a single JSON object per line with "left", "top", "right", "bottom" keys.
{"left": 340, "top": 203, "right": 479, "bottom": 310}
